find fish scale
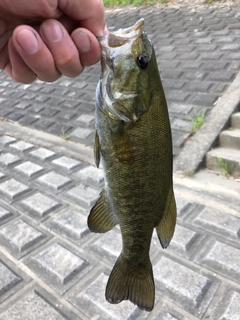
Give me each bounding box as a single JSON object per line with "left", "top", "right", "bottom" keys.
{"left": 88, "top": 18, "right": 177, "bottom": 312}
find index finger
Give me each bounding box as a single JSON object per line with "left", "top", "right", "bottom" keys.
{"left": 58, "top": 0, "right": 105, "bottom": 36}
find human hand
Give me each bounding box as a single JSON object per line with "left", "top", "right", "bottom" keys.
{"left": 0, "top": 0, "right": 105, "bottom": 83}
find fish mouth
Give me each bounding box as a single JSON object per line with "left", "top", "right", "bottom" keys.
{"left": 98, "top": 19, "right": 145, "bottom": 73}
{"left": 97, "top": 18, "right": 145, "bottom": 50}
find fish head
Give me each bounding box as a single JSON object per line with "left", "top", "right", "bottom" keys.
{"left": 98, "top": 19, "right": 158, "bottom": 122}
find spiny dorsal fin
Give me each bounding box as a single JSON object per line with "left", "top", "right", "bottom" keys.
{"left": 106, "top": 253, "right": 155, "bottom": 311}
{"left": 94, "top": 130, "right": 101, "bottom": 168}
{"left": 88, "top": 189, "right": 118, "bottom": 233}
{"left": 155, "top": 187, "right": 177, "bottom": 248}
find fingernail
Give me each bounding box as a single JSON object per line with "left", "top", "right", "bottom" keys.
{"left": 41, "top": 21, "right": 63, "bottom": 43}
{"left": 16, "top": 29, "right": 39, "bottom": 54}
{"left": 73, "top": 31, "right": 91, "bottom": 53}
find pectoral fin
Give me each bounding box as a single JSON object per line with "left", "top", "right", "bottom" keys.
{"left": 94, "top": 130, "right": 101, "bottom": 168}
{"left": 155, "top": 187, "right": 177, "bottom": 248}
{"left": 88, "top": 189, "right": 118, "bottom": 233}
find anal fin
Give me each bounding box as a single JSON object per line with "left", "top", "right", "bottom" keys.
{"left": 155, "top": 187, "right": 177, "bottom": 248}
{"left": 88, "top": 189, "right": 117, "bottom": 233}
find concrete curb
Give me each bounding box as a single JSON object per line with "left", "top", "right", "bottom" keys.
{"left": 0, "top": 119, "right": 95, "bottom": 166}
{"left": 174, "top": 70, "right": 240, "bottom": 174}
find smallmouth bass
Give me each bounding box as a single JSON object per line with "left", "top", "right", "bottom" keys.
{"left": 88, "top": 19, "right": 177, "bottom": 312}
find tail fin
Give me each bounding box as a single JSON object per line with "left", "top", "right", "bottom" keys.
{"left": 105, "top": 254, "right": 155, "bottom": 312}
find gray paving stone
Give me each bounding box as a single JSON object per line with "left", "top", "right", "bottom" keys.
{"left": 208, "top": 71, "right": 236, "bottom": 82}
{"left": 187, "top": 81, "right": 212, "bottom": 92}
{"left": 179, "top": 52, "right": 199, "bottom": 61}
{"left": 64, "top": 184, "right": 99, "bottom": 208}
{"left": 190, "top": 207, "right": 240, "bottom": 240}
{"left": 0, "top": 219, "right": 46, "bottom": 259}
{"left": 216, "top": 36, "right": 236, "bottom": 43}
{"left": 27, "top": 242, "right": 87, "bottom": 293}
{"left": 228, "top": 52, "right": 240, "bottom": 59}
{"left": 29, "top": 147, "right": 56, "bottom": 161}
{"left": 0, "top": 109, "right": 11, "bottom": 118}
{"left": 180, "top": 61, "right": 203, "bottom": 69}
{"left": 211, "top": 288, "right": 240, "bottom": 320}
{"left": 47, "top": 208, "right": 89, "bottom": 241}
{"left": 0, "top": 206, "right": 13, "bottom": 225}
{"left": 27, "top": 104, "right": 44, "bottom": 113}
{"left": 0, "top": 179, "right": 30, "bottom": 202}
{"left": 221, "top": 43, "right": 240, "bottom": 51}
{"left": 0, "top": 290, "right": 67, "bottom": 320}
{"left": 189, "top": 93, "right": 218, "bottom": 106}
{"left": 75, "top": 166, "right": 104, "bottom": 187}
{"left": 18, "top": 192, "right": 61, "bottom": 219}
{"left": 166, "top": 91, "right": 190, "bottom": 102}
{"left": 169, "top": 102, "right": 193, "bottom": 116}
{"left": 153, "top": 256, "right": 219, "bottom": 317}
{"left": 34, "top": 119, "right": 55, "bottom": 131}
{"left": 48, "top": 123, "right": 73, "bottom": 136}
{"left": 162, "top": 79, "right": 186, "bottom": 90}
{"left": 18, "top": 115, "right": 38, "bottom": 126}
{"left": 196, "top": 240, "right": 240, "bottom": 283}
{"left": 36, "top": 171, "right": 72, "bottom": 193}
{"left": 14, "top": 161, "right": 44, "bottom": 179}
{"left": 171, "top": 119, "right": 192, "bottom": 132}
{"left": 44, "top": 96, "right": 63, "bottom": 106}
{"left": 69, "top": 127, "right": 94, "bottom": 142}
{"left": 51, "top": 156, "right": 83, "bottom": 173}
{"left": 0, "top": 153, "right": 21, "bottom": 169}
{"left": 68, "top": 272, "right": 146, "bottom": 320}
{"left": 0, "top": 261, "right": 22, "bottom": 298}
{"left": 9, "top": 141, "right": 34, "bottom": 153}
{"left": 41, "top": 108, "right": 59, "bottom": 117}
{"left": 22, "top": 92, "right": 36, "bottom": 100}
{"left": 7, "top": 112, "right": 24, "bottom": 122}
{"left": 56, "top": 110, "right": 77, "bottom": 121}
{"left": 199, "top": 52, "right": 224, "bottom": 60}
{"left": 72, "top": 81, "right": 87, "bottom": 89}
{"left": 0, "top": 136, "right": 16, "bottom": 148}
{"left": 172, "top": 132, "right": 189, "bottom": 152}
{"left": 75, "top": 114, "right": 95, "bottom": 126}
{"left": 212, "top": 82, "right": 228, "bottom": 94}
{"left": 228, "top": 60, "right": 240, "bottom": 70}
{"left": 151, "top": 304, "right": 188, "bottom": 320}
{"left": 175, "top": 197, "right": 199, "bottom": 219}
{"left": 90, "top": 230, "right": 122, "bottom": 265}
{"left": 14, "top": 101, "right": 31, "bottom": 109}
{"left": 167, "top": 224, "right": 200, "bottom": 258}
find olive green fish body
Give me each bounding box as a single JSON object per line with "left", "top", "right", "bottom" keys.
{"left": 88, "top": 19, "right": 176, "bottom": 312}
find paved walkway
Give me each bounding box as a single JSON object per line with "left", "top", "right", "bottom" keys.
{"left": 1, "top": 5, "right": 240, "bottom": 157}
{"left": 0, "top": 4, "right": 240, "bottom": 320}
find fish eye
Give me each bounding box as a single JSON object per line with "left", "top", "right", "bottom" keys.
{"left": 136, "top": 54, "right": 149, "bottom": 69}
